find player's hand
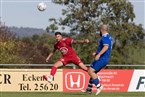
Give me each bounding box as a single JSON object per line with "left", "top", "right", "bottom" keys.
{"left": 46, "top": 57, "right": 50, "bottom": 62}
{"left": 92, "top": 52, "right": 96, "bottom": 56}
{"left": 84, "top": 39, "right": 89, "bottom": 43}
{"left": 95, "top": 54, "right": 100, "bottom": 60}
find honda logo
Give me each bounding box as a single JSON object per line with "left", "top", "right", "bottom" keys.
{"left": 65, "top": 72, "right": 85, "bottom": 90}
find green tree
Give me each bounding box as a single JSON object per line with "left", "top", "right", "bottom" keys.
{"left": 20, "top": 33, "right": 61, "bottom": 64}
{"left": 48, "top": 0, "right": 145, "bottom": 64}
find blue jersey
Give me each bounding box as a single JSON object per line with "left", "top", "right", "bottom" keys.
{"left": 96, "top": 33, "right": 113, "bottom": 60}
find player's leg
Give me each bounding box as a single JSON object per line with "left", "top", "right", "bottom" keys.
{"left": 72, "top": 56, "right": 88, "bottom": 71}
{"left": 81, "top": 68, "right": 100, "bottom": 94}
{"left": 88, "top": 67, "right": 102, "bottom": 86}
{"left": 78, "top": 62, "right": 88, "bottom": 71}
{"left": 50, "top": 61, "right": 63, "bottom": 76}
{"left": 88, "top": 67, "right": 103, "bottom": 95}
{"left": 81, "top": 77, "right": 93, "bottom": 94}
{"left": 43, "top": 58, "right": 65, "bottom": 83}
{"left": 81, "top": 76, "right": 101, "bottom": 94}
{"left": 81, "top": 60, "right": 105, "bottom": 94}
{"left": 88, "top": 60, "right": 107, "bottom": 95}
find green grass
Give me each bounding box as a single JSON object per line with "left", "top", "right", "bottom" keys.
{"left": 0, "top": 92, "right": 145, "bottom": 97}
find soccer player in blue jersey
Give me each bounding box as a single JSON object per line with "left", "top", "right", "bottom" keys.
{"left": 81, "top": 24, "right": 113, "bottom": 95}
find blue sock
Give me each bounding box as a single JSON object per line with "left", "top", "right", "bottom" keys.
{"left": 89, "top": 78, "right": 93, "bottom": 84}
{"left": 86, "top": 78, "right": 93, "bottom": 91}
{"left": 92, "top": 78, "right": 101, "bottom": 88}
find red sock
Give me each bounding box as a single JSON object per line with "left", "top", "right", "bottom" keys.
{"left": 50, "top": 66, "right": 57, "bottom": 76}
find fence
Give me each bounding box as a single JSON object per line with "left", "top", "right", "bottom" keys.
{"left": 0, "top": 64, "right": 145, "bottom": 69}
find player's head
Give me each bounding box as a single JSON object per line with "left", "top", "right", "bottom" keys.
{"left": 100, "top": 24, "right": 108, "bottom": 31}
{"left": 55, "top": 32, "right": 63, "bottom": 41}
{"left": 99, "top": 24, "right": 109, "bottom": 36}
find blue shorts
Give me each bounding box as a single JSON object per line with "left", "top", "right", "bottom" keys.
{"left": 90, "top": 59, "right": 109, "bottom": 72}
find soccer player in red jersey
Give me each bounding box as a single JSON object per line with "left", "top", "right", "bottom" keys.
{"left": 43, "top": 32, "right": 89, "bottom": 83}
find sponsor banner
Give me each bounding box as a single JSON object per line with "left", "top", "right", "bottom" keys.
{"left": 0, "top": 69, "right": 144, "bottom": 92}
{"left": 128, "top": 70, "right": 145, "bottom": 92}
{"left": 63, "top": 69, "right": 90, "bottom": 92}
{"left": 63, "top": 69, "right": 134, "bottom": 92}
{"left": 0, "top": 69, "right": 63, "bottom": 92}
{"left": 97, "top": 69, "right": 133, "bottom": 92}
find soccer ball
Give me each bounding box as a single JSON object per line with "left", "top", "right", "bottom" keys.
{"left": 37, "top": 2, "right": 46, "bottom": 11}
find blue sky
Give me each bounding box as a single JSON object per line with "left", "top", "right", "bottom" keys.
{"left": 0, "top": 0, "right": 145, "bottom": 30}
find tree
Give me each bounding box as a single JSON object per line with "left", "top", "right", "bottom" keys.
{"left": 0, "top": 21, "right": 15, "bottom": 42}
{"left": 0, "top": 21, "right": 27, "bottom": 64}
{"left": 48, "top": 0, "right": 145, "bottom": 64}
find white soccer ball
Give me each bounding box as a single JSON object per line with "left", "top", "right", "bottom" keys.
{"left": 37, "top": 2, "right": 46, "bottom": 11}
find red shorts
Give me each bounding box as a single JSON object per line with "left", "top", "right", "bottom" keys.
{"left": 58, "top": 55, "right": 82, "bottom": 65}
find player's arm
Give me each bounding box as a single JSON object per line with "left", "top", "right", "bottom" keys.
{"left": 73, "top": 39, "right": 89, "bottom": 44}
{"left": 95, "top": 45, "right": 108, "bottom": 60}
{"left": 46, "top": 48, "right": 56, "bottom": 62}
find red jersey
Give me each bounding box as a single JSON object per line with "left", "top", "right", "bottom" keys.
{"left": 54, "top": 38, "right": 77, "bottom": 57}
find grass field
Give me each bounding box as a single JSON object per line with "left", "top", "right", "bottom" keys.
{"left": 0, "top": 92, "right": 145, "bottom": 97}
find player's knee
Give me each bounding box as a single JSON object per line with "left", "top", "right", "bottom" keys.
{"left": 54, "top": 61, "right": 63, "bottom": 67}
{"left": 88, "top": 67, "right": 94, "bottom": 74}
{"left": 78, "top": 62, "right": 84, "bottom": 66}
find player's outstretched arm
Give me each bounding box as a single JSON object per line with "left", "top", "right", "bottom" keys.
{"left": 73, "top": 39, "right": 89, "bottom": 44}
{"left": 46, "top": 48, "right": 56, "bottom": 62}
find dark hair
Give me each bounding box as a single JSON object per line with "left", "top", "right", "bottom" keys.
{"left": 55, "top": 32, "right": 62, "bottom": 36}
